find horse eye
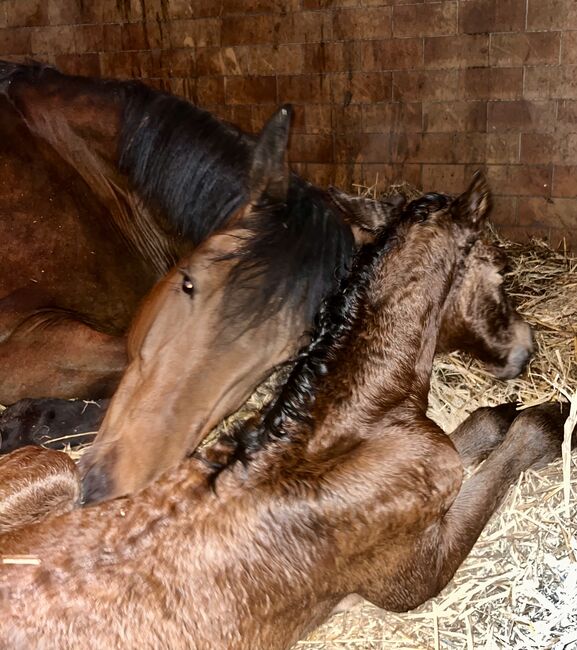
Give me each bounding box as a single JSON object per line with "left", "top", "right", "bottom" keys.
{"left": 181, "top": 274, "right": 194, "bottom": 296}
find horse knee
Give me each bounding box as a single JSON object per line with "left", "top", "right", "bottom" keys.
{"left": 501, "top": 402, "right": 573, "bottom": 472}
{"left": 450, "top": 402, "right": 519, "bottom": 466}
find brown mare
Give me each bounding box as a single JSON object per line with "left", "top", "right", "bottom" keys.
{"left": 0, "top": 172, "right": 570, "bottom": 649}
{"left": 79, "top": 107, "right": 533, "bottom": 503}
{"left": 0, "top": 60, "right": 365, "bottom": 410}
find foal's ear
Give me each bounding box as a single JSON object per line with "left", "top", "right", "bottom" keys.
{"left": 453, "top": 171, "right": 492, "bottom": 228}
{"left": 328, "top": 187, "right": 405, "bottom": 234}
{"left": 249, "top": 104, "right": 292, "bottom": 206}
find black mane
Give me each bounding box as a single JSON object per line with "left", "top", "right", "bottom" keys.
{"left": 206, "top": 192, "right": 449, "bottom": 475}
{"left": 118, "top": 82, "right": 254, "bottom": 244}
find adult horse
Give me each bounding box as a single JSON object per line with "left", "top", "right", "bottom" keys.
{"left": 79, "top": 104, "right": 533, "bottom": 503}
{"left": 0, "top": 61, "right": 365, "bottom": 404}
{"left": 0, "top": 172, "right": 569, "bottom": 650}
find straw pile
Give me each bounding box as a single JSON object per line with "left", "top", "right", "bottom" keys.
{"left": 293, "top": 185, "right": 577, "bottom": 649}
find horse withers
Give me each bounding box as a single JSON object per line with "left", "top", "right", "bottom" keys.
{"left": 0, "top": 172, "right": 570, "bottom": 649}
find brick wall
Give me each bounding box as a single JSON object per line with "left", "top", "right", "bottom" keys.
{"left": 0, "top": 0, "right": 575, "bottom": 248}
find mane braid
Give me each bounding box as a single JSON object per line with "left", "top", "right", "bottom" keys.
{"left": 206, "top": 212, "right": 414, "bottom": 478}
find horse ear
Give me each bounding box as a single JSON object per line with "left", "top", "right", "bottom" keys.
{"left": 328, "top": 187, "right": 405, "bottom": 233}
{"left": 249, "top": 104, "right": 292, "bottom": 206}
{"left": 454, "top": 171, "right": 492, "bottom": 227}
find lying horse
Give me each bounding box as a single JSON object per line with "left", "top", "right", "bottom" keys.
{"left": 0, "top": 172, "right": 568, "bottom": 650}
{"left": 80, "top": 107, "right": 532, "bottom": 503}
{"left": 0, "top": 61, "right": 368, "bottom": 406}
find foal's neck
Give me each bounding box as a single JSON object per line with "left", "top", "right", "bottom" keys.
{"left": 314, "top": 221, "right": 458, "bottom": 428}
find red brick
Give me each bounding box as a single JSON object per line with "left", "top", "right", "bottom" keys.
{"left": 6, "top": 0, "right": 48, "bottom": 27}
{"left": 222, "top": 12, "right": 330, "bottom": 46}
{"left": 333, "top": 7, "right": 392, "bottom": 41}
{"left": 0, "top": 27, "right": 31, "bottom": 54}
{"left": 247, "top": 44, "right": 304, "bottom": 75}
{"left": 334, "top": 133, "right": 391, "bottom": 163}
{"left": 558, "top": 99, "right": 577, "bottom": 130}
{"left": 167, "top": 0, "right": 225, "bottom": 18}
{"left": 561, "top": 31, "right": 577, "bottom": 64}
{"left": 361, "top": 39, "right": 423, "bottom": 71}
{"left": 161, "top": 49, "right": 197, "bottom": 77}
{"left": 521, "top": 133, "right": 565, "bottom": 165}
{"left": 299, "top": 104, "right": 333, "bottom": 133}
{"left": 225, "top": 76, "right": 277, "bottom": 105}
{"left": 362, "top": 103, "right": 422, "bottom": 133}
{"left": 393, "top": 70, "right": 459, "bottom": 101}
{"left": 459, "top": 0, "right": 526, "bottom": 34}
{"left": 393, "top": 2, "right": 458, "bottom": 38}
{"left": 278, "top": 74, "right": 331, "bottom": 103}
{"left": 423, "top": 101, "right": 487, "bottom": 133}
{"left": 47, "top": 0, "right": 84, "bottom": 25}
{"left": 101, "top": 24, "right": 122, "bottom": 51}
{"left": 332, "top": 105, "right": 363, "bottom": 133}
{"left": 73, "top": 25, "right": 104, "bottom": 54}
{"left": 289, "top": 133, "right": 334, "bottom": 163}
{"left": 54, "top": 53, "right": 101, "bottom": 78}
{"left": 523, "top": 66, "right": 557, "bottom": 100}
{"left": 303, "top": 0, "right": 358, "bottom": 9}
{"left": 195, "top": 47, "right": 250, "bottom": 76}
{"left": 552, "top": 166, "right": 577, "bottom": 197}
{"left": 31, "top": 26, "right": 75, "bottom": 55}
{"left": 458, "top": 67, "right": 523, "bottom": 100}
{"left": 196, "top": 76, "right": 225, "bottom": 105}
{"left": 424, "top": 35, "right": 489, "bottom": 69}
{"left": 222, "top": 0, "right": 300, "bottom": 14}
{"left": 490, "top": 33, "right": 561, "bottom": 67}
{"left": 331, "top": 71, "right": 393, "bottom": 104}
{"left": 527, "top": 0, "right": 577, "bottom": 31}
{"left": 99, "top": 51, "right": 151, "bottom": 80}
{"left": 487, "top": 101, "right": 557, "bottom": 133}
{"left": 391, "top": 133, "right": 456, "bottom": 164}
{"left": 170, "top": 18, "right": 220, "bottom": 48}
{"left": 278, "top": 12, "right": 333, "bottom": 44}
{"left": 486, "top": 165, "right": 552, "bottom": 197}
{"left": 486, "top": 134, "right": 521, "bottom": 163}
{"left": 489, "top": 196, "right": 518, "bottom": 227}
{"left": 518, "top": 197, "right": 577, "bottom": 234}
{"left": 422, "top": 164, "right": 466, "bottom": 193}
{"left": 452, "top": 133, "right": 520, "bottom": 164}
{"left": 303, "top": 42, "right": 362, "bottom": 73}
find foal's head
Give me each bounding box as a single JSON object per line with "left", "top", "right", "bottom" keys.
{"left": 331, "top": 178, "right": 533, "bottom": 380}
{"left": 80, "top": 106, "right": 382, "bottom": 504}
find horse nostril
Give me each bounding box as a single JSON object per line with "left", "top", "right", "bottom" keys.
{"left": 80, "top": 461, "right": 114, "bottom": 505}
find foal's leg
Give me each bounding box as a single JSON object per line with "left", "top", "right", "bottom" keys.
{"left": 0, "top": 316, "right": 127, "bottom": 403}
{"left": 366, "top": 404, "right": 574, "bottom": 612}
{"left": 448, "top": 402, "right": 519, "bottom": 466}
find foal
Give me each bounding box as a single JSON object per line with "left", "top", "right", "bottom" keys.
{"left": 0, "top": 173, "right": 569, "bottom": 649}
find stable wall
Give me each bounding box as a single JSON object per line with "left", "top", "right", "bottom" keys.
{"left": 0, "top": 0, "right": 575, "bottom": 248}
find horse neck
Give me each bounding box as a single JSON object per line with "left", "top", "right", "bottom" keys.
{"left": 314, "top": 221, "right": 458, "bottom": 429}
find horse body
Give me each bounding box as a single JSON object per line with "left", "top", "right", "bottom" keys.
{"left": 0, "top": 172, "right": 567, "bottom": 648}
{"left": 0, "top": 62, "right": 357, "bottom": 409}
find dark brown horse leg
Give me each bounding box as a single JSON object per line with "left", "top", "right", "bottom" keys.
{"left": 448, "top": 402, "right": 519, "bottom": 466}
{"left": 0, "top": 317, "right": 127, "bottom": 404}
{"left": 367, "top": 404, "right": 573, "bottom": 612}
